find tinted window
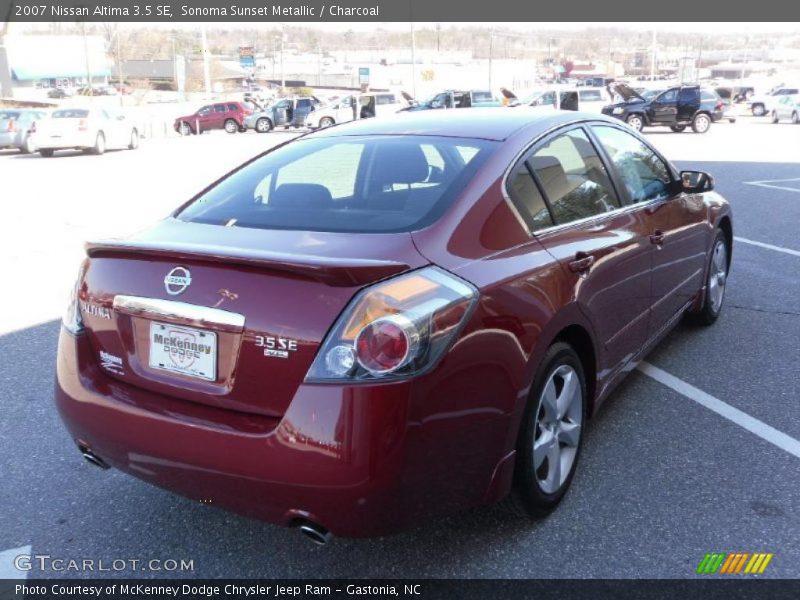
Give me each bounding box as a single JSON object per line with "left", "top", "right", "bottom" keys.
{"left": 579, "top": 90, "right": 603, "bottom": 102}
{"left": 593, "top": 125, "right": 672, "bottom": 204}
{"left": 214, "top": 105, "right": 226, "bottom": 113}
{"left": 507, "top": 165, "right": 553, "bottom": 231}
{"left": 678, "top": 88, "right": 699, "bottom": 103}
{"left": 178, "top": 136, "right": 496, "bottom": 233}
{"left": 529, "top": 128, "right": 619, "bottom": 225}
{"left": 376, "top": 94, "right": 396, "bottom": 105}
{"left": 656, "top": 89, "right": 677, "bottom": 103}
{"left": 472, "top": 91, "right": 493, "bottom": 102}
{"left": 297, "top": 99, "right": 312, "bottom": 108}
{"left": 700, "top": 91, "right": 718, "bottom": 101}
{"left": 227, "top": 103, "right": 238, "bottom": 111}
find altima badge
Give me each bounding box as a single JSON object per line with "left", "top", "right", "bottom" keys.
{"left": 164, "top": 267, "right": 192, "bottom": 295}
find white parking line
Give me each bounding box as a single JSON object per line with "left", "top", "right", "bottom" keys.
{"left": 638, "top": 362, "right": 800, "bottom": 460}
{"left": 0, "top": 546, "right": 31, "bottom": 579}
{"left": 744, "top": 178, "right": 800, "bottom": 193}
{"left": 735, "top": 236, "right": 800, "bottom": 257}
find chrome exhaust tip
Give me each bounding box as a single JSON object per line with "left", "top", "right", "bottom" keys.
{"left": 298, "top": 522, "right": 332, "bottom": 546}
{"left": 77, "top": 442, "right": 110, "bottom": 470}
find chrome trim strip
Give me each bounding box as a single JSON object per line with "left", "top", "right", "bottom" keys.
{"left": 113, "top": 295, "right": 245, "bottom": 331}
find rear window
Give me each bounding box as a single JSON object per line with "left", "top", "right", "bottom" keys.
{"left": 472, "top": 91, "right": 493, "bottom": 102}
{"left": 0, "top": 111, "right": 20, "bottom": 120}
{"left": 178, "top": 135, "right": 496, "bottom": 233}
{"left": 52, "top": 109, "right": 89, "bottom": 118}
{"left": 579, "top": 90, "right": 603, "bottom": 102}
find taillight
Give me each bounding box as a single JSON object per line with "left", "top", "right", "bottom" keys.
{"left": 78, "top": 119, "right": 88, "bottom": 131}
{"left": 306, "top": 266, "right": 478, "bottom": 382}
{"left": 716, "top": 101, "right": 724, "bottom": 110}
{"left": 29, "top": 121, "right": 36, "bottom": 134}
{"left": 6, "top": 119, "right": 15, "bottom": 132}
{"left": 62, "top": 263, "right": 87, "bottom": 335}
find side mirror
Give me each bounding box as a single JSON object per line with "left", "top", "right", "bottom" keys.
{"left": 680, "top": 170, "right": 714, "bottom": 193}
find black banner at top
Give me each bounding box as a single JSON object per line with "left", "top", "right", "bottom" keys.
{"left": 2, "top": 0, "right": 800, "bottom": 22}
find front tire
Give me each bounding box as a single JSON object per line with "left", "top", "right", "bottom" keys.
{"left": 224, "top": 119, "right": 238, "bottom": 134}
{"left": 39, "top": 148, "right": 54, "bottom": 157}
{"left": 319, "top": 117, "right": 335, "bottom": 128}
{"left": 670, "top": 125, "right": 686, "bottom": 132}
{"left": 771, "top": 111, "right": 779, "bottom": 124}
{"left": 687, "top": 229, "right": 729, "bottom": 326}
{"left": 178, "top": 122, "right": 193, "bottom": 136}
{"left": 792, "top": 112, "right": 799, "bottom": 125}
{"left": 752, "top": 104, "right": 765, "bottom": 117}
{"left": 128, "top": 129, "right": 139, "bottom": 150}
{"left": 691, "top": 113, "right": 711, "bottom": 133}
{"left": 626, "top": 114, "right": 644, "bottom": 131}
{"left": 255, "top": 118, "right": 272, "bottom": 133}
{"left": 510, "top": 343, "right": 586, "bottom": 517}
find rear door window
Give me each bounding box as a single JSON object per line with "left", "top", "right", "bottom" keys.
{"left": 528, "top": 128, "right": 620, "bottom": 225}
{"left": 214, "top": 104, "right": 226, "bottom": 113}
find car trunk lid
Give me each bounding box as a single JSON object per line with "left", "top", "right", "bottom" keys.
{"left": 79, "top": 218, "right": 428, "bottom": 417}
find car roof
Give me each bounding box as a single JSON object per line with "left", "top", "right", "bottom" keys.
{"left": 306, "top": 108, "right": 609, "bottom": 142}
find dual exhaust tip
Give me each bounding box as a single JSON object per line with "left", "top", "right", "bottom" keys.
{"left": 77, "top": 441, "right": 333, "bottom": 545}
{"left": 297, "top": 521, "right": 333, "bottom": 545}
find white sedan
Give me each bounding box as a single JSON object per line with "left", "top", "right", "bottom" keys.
{"left": 33, "top": 108, "right": 139, "bottom": 157}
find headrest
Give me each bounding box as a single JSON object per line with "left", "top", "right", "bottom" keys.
{"left": 270, "top": 184, "right": 333, "bottom": 209}
{"left": 371, "top": 144, "right": 430, "bottom": 186}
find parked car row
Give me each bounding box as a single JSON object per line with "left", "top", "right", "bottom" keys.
{"left": 0, "top": 107, "right": 140, "bottom": 156}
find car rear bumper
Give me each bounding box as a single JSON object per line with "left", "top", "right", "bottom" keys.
{"left": 0, "top": 132, "right": 23, "bottom": 147}
{"left": 34, "top": 133, "right": 95, "bottom": 149}
{"left": 55, "top": 327, "right": 513, "bottom": 537}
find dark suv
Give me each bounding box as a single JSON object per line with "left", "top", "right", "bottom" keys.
{"left": 174, "top": 102, "right": 254, "bottom": 135}
{"left": 603, "top": 83, "right": 723, "bottom": 133}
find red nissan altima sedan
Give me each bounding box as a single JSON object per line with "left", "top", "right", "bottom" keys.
{"left": 55, "top": 110, "right": 732, "bottom": 542}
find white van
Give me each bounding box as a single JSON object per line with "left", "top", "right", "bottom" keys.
{"left": 524, "top": 88, "right": 610, "bottom": 114}
{"left": 305, "top": 92, "right": 408, "bottom": 128}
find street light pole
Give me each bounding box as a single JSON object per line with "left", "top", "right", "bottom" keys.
{"left": 488, "top": 29, "right": 493, "bottom": 90}
{"left": 410, "top": 22, "right": 417, "bottom": 99}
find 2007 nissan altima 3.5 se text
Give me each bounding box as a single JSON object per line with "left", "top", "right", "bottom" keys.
{"left": 55, "top": 109, "right": 732, "bottom": 543}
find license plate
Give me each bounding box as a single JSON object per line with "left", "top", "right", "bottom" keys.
{"left": 148, "top": 322, "right": 217, "bottom": 381}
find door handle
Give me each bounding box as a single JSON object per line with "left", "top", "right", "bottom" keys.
{"left": 650, "top": 230, "right": 666, "bottom": 245}
{"left": 568, "top": 253, "right": 595, "bottom": 273}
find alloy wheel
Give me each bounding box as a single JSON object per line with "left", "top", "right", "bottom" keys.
{"left": 626, "top": 115, "right": 643, "bottom": 131}
{"left": 707, "top": 240, "right": 728, "bottom": 314}
{"left": 533, "top": 364, "right": 583, "bottom": 495}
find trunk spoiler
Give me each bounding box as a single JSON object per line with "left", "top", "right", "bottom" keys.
{"left": 85, "top": 239, "right": 412, "bottom": 287}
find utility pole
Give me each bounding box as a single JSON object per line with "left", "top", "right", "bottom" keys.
{"left": 280, "top": 25, "right": 286, "bottom": 92}
{"left": 410, "top": 22, "right": 417, "bottom": 99}
{"left": 436, "top": 23, "right": 441, "bottom": 53}
{"left": 81, "top": 22, "right": 93, "bottom": 96}
{"left": 201, "top": 25, "right": 211, "bottom": 96}
{"left": 650, "top": 30, "right": 656, "bottom": 82}
{"left": 488, "top": 29, "right": 494, "bottom": 90}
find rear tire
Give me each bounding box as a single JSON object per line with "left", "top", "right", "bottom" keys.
{"left": 625, "top": 114, "right": 644, "bottom": 131}
{"left": 319, "top": 117, "right": 335, "bottom": 128}
{"left": 20, "top": 135, "right": 36, "bottom": 154}
{"left": 128, "top": 129, "right": 139, "bottom": 150}
{"left": 670, "top": 125, "right": 686, "bottom": 132}
{"left": 691, "top": 113, "right": 711, "bottom": 133}
{"left": 224, "top": 119, "right": 238, "bottom": 134}
{"left": 39, "top": 148, "right": 54, "bottom": 157}
{"left": 509, "top": 342, "right": 587, "bottom": 518}
{"left": 771, "top": 111, "right": 779, "bottom": 124}
{"left": 178, "top": 122, "right": 193, "bottom": 136}
{"left": 687, "top": 229, "right": 729, "bottom": 326}
{"left": 792, "top": 112, "right": 799, "bottom": 125}
{"left": 752, "top": 104, "right": 765, "bottom": 117}
{"left": 91, "top": 132, "right": 105, "bottom": 155}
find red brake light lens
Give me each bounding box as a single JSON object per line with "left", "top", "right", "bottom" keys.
{"left": 7, "top": 119, "right": 15, "bottom": 132}
{"left": 306, "top": 267, "right": 478, "bottom": 382}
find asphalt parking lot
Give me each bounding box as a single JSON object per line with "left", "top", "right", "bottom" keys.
{"left": 0, "top": 116, "right": 798, "bottom": 579}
